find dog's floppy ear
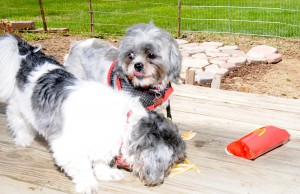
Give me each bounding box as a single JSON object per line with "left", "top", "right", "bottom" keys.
{"left": 129, "top": 112, "right": 186, "bottom": 185}
{"left": 133, "top": 143, "right": 173, "bottom": 185}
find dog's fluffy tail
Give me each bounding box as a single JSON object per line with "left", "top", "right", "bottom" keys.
{"left": 0, "top": 34, "right": 24, "bottom": 101}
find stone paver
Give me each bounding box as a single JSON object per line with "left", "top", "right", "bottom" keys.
{"left": 246, "top": 45, "right": 279, "bottom": 64}
{"left": 182, "top": 58, "right": 210, "bottom": 69}
{"left": 247, "top": 45, "right": 277, "bottom": 56}
{"left": 199, "top": 42, "right": 224, "bottom": 48}
{"left": 219, "top": 45, "right": 239, "bottom": 51}
{"left": 266, "top": 53, "right": 282, "bottom": 64}
{"left": 227, "top": 57, "right": 247, "bottom": 67}
{"left": 190, "top": 53, "right": 207, "bottom": 58}
{"left": 195, "top": 71, "right": 215, "bottom": 84}
{"left": 176, "top": 39, "right": 189, "bottom": 45}
{"left": 218, "top": 62, "right": 237, "bottom": 71}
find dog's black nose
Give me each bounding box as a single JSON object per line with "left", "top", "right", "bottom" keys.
{"left": 134, "top": 63, "right": 144, "bottom": 72}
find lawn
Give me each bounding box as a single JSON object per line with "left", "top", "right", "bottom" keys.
{"left": 1, "top": 0, "right": 299, "bottom": 37}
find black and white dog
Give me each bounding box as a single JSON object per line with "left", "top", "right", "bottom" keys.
{"left": 64, "top": 23, "right": 182, "bottom": 117}
{"left": 0, "top": 34, "right": 186, "bottom": 194}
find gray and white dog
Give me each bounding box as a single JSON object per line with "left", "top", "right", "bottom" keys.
{"left": 0, "top": 34, "right": 186, "bottom": 194}
{"left": 64, "top": 23, "right": 182, "bottom": 114}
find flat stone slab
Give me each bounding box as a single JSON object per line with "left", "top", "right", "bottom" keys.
{"left": 209, "top": 57, "right": 230, "bottom": 65}
{"left": 266, "top": 53, "right": 282, "bottom": 64}
{"left": 190, "top": 53, "right": 208, "bottom": 59}
{"left": 227, "top": 57, "right": 247, "bottom": 67}
{"left": 247, "top": 45, "right": 277, "bottom": 56}
{"left": 206, "top": 52, "right": 231, "bottom": 57}
{"left": 180, "top": 43, "right": 200, "bottom": 49}
{"left": 222, "top": 49, "right": 246, "bottom": 57}
{"left": 182, "top": 58, "right": 210, "bottom": 69}
{"left": 219, "top": 45, "right": 239, "bottom": 51}
{"left": 246, "top": 52, "right": 267, "bottom": 64}
{"left": 200, "top": 42, "right": 224, "bottom": 48}
{"left": 247, "top": 56, "right": 267, "bottom": 64}
{"left": 219, "top": 62, "right": 238, "bottom": 71}
{"left": 195, "top": 71, "right": 215, "bottom": 84}
{"left": 204, "top": 64, "right": 229, "bottom": 76}
{"left": 205, "top": 47, "right": 220, "bottom": 53}
{"left": 176, "top": 39, "right": 189, "bottom": 45}
{"left": 184, "top": 46, "right": 206, "bottom": 55}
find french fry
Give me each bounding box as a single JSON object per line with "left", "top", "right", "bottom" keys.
{"left": 181, "top": 130, "right": 196, "bottom": 140}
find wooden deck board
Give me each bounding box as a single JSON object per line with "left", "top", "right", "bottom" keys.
{"left": 0, "top": 85, "right": 300, "bottom": 194}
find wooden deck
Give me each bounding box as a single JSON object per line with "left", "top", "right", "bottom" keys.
{"left": 0, "top": 85, "right": 300, "bottom": 194}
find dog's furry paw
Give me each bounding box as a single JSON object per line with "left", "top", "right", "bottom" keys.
{"left": 13, "top": 133, "right": 34, "bottom": 147}
{"left": 94, "top": 163, "right": 124, "bottom": 181}
{"left": 74, "top": 176, "right": 99, "bottom": 194}
{"left": 96, "top": 168, "right": 124, "bottom": 181}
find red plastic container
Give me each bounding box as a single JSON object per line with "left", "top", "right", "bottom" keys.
{"left": 226, "top": 126, "right": 290, "bottom": 160}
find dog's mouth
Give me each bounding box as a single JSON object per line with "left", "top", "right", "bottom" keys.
{"left": 133, "top": 71, "right": 144, "bottom": 79}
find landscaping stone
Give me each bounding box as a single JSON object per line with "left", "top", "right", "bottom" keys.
{"left": 204, "top": 47, "right": 220, "bottom": 53}
{"left": 222, "top": 49, "right": 246, "bottom": 57}
{"left": 247, "top": 45, "right": 277, "bottom": 56}
{"left": 246, "top": 52, "right": 267, "bottom": 64}
{"left": 190, "top": 53, "right": 207, "bottom": 59}
{"left": 200, "top": 41, "right": 224, "bottom": 48}
{"left": 179, "top": 43, "right": 200, "bottom": 49}
{"left": 195, "top": 71, "right": 215, "bottom": 84}
{"left": 204, "top": 64, "right": 229, "bottom": 76}
{"left": 176, "top": 39, "right": 189, "bottom": 45}
{"left": 208, "top": 58, "right": 228, "bottom": 66}
{"left": 227, "top": 56, "right": 247, "bottom": 67}
{"left": 180, "top": 51, "right": 191, "bottom": 57}
{"left": 206, "top": 52, "right": 231, "bottom": 57}
{"left": 219, "top": 45, "right": 239, "bottom": 51}
{"left": 218, "top": 62, "right": 237, "bottom": 71}
{"left": 266, "top": 53, "right": 282, "bottom": 64}
{"left": 184, "top": 47, "right": 205, "bottom": 55}
{"left": 182, "top": 58, "right": 210, "bottom": 69}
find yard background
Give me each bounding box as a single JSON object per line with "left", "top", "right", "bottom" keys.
{"left": 1, "top": 0, "right": 299, "bottom": 38}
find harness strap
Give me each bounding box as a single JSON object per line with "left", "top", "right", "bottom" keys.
{"left": 166, "top": 100, "right": 172, "bottom": 120}
{"left": 116, "top": 110, "right": 133, "bottom": 171}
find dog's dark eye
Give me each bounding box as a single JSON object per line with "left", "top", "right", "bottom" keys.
{"left": 128, "top": 52, "right": 135, "bottom": 60}
{"left": 147, "top": 52, "right": 156, "bottom": 59}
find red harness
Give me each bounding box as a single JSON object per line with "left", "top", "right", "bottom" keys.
{"left": 116, "top": 111, "right": 132, "bottom": 171}
{"left": 107, "top": 60, "right": 173, "bottom": 111}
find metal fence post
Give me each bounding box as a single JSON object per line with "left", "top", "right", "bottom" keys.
{"left": 89, "top": 0, "right": 94, "bottom": 34}
{"left": 38, "top": 0, "right": 47, "bottom": 31}
{"left": 177, "top": 0, "right": 181, "bottom": 38}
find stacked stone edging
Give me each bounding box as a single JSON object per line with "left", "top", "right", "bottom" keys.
{"left": 177, "top": 39, "right": 282, "bottom": 85}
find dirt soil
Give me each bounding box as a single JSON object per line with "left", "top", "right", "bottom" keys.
{"left": 28, "top": 33, "right": 300, "bottom": 100}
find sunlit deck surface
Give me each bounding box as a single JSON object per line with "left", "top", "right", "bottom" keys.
{"left": 0, "top": 84, "right": 299, "bottom": 194}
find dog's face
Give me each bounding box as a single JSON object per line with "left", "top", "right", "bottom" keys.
{"left": 117, "top": 23, "right": 182, "bottom": 89}
{"left": 127, "top": 112, "right": 186, "bottom": 185}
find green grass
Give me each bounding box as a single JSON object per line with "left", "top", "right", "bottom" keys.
{"left": 1, "top": 0, "right": 299, "bottom": 37}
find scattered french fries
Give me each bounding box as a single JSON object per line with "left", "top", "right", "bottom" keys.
{"left": 171, "top": 131, "right": 199, "bottom": 177}
{"left": 169, "top": 159, "right": 200, "bottom": 178}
